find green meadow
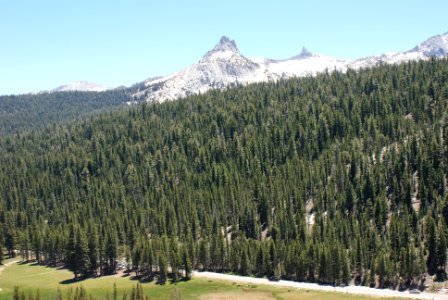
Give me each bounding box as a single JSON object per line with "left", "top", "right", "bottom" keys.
{"left": 0, "top": 259, "right": 404, "bottom": 300}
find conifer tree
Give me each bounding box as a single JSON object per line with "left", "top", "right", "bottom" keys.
{"left": 0, "top": 242, "right": 3, "bottom": 265}
{"left": 65, "top": 225, "right": 79, "bottom": 278}
{"left": 76, "top": 229, "right": 91, "bottom": 277}
{"left": 105, "top": 230, "right": 118, "bottom": 274}
{"left": 87, "top": 221, "right": 99, "bottom": 275}
{"left": 158, "top": 255, "right": 167, "bottom": 284}
{"left": 181, "top": 244, "right": 192, "bottom": 279}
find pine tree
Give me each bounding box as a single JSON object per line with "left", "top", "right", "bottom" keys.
{"left": 76, "top": 229, "right": 91, "bottom": 277}
{"left": 240, "top": 248, "right": 249, "bottom": 275}
{"left": 426, "top": 216, "right": 437, "bottom": 274}
{"left": 340, "top": 246, "right": 351, "bottom": 285}
{"left": 6, "top": 227, "right": 16, "bottom": 258}
{"left": 436, "top": 219, "right": 447, "bottom": 274}
{"left": 181, "top": 245, "right": 192, "bottom": 279}
{"left": 65, "top": 225, "right": 79, "bottom": 278}
{"left": 256, "top": 244, "right": 266, "bottom": 276}
{"left": 198, "top": 239, "right": 210, "bottom": 270}
{"left": 0, "top": 241, "right": 3, "bottom": 265}
{"left": 132, "top": 240, "right": 142, "bottom": 276}
{"left": 87, "top": 221, "right": 99, "bottom": 276}
{"left": 376, "top": 252, "right": 386, "bottom": 288}
{"left": 169, "top": 238, "right": 180, "bottom": 281}
{"left": 158, "top": 254, "right": 167, "bottom": 284}
{"left": 105, "top": 230, "right": 118, "bottom": 274}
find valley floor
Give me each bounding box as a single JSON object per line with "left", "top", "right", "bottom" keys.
{"left": 0, "top": 258, "right": 446, "bottom": 300}
{"left": 193, "top": 271, "right": 448, "bottom": 300}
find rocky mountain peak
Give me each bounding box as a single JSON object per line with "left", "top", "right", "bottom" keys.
{"left": 215, "top": 36, "right": 239, "bottom": 52}
{"left": 408, "top": 32, "right": 448, "bottom": 57}
{"left": 201, "top": 36, "right": 241, "bottom": 61}
{"left": 290, "top": 47, "right": 314, "bottom": 60}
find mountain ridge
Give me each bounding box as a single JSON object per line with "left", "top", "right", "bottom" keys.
{"left": 134, "top": 32, "right": 448, "bottom": 102}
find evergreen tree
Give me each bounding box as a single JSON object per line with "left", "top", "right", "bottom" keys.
{"left": 0, "top": 242, "right": 3, "bottom": 265}
{"left": 87, "top": 221, "right": 99, "bottom": 275}
{"left": 182, "top": 244, "right": 192, "bottom": 279}
{"left": 158, "top": 254, "right": 167, "bottom": 284}
{"left": 105, "top": 230, "right": 118, "bottom": 274}
{"left": 426, "top": 216, "right": 437, "bottom": 274}
{"left": 65, "top": 225, "right": 80, "bottom": 278}
{"left": 76, "top": 229, "right": 91, "bottom": 277}
{"left": 436, "top": 219, "right": 447, "bottom": 274}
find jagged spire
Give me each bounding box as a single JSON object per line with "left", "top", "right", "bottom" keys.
{"left": 214, "top": 36, "right": 239, "bottom": 53}
{"left": 202, "top": 36, "right": 240, "bottom": 60}
{"left": 290, "top": 47, "right": 313, "bottom": 60}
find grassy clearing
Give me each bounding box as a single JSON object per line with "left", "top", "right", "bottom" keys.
{"left": 0, "top": 259, "right": 403, "bottom": 300}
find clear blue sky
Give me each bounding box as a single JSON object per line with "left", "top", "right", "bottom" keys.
{"left": 1, "top": 0, "right": 447, "bottom": 95}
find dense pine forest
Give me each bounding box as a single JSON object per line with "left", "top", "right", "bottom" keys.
{"left": 1, "top": 58, "right": 448, "bottom": 290}
{"left": 0, "top": 89, "right": 130, "bottom": 135}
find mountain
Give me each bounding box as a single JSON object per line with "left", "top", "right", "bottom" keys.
{"left": 133, "top": 36, "right": 265, "bottom": 102}
{"left": 135, "top": 32, "right": 448, "bottom": 102}
{"left": 53, "top": 80, "right": 112, "bottom": 92}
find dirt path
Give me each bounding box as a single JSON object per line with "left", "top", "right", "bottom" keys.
{"left": 193, "top": 271, "right": 448, "bottom": 300}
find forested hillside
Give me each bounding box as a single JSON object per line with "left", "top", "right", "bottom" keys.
{"left": 0, "top": 89, "right": 130, "bottom": 135}
{"left": 0, "top": 58, "right": 447, "bottom": 289}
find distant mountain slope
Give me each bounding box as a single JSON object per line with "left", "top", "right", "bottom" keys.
{"left": 135, "top": 32, "right": 448, "bottom": 102}
{"left": 52, "top": 81, "right": 112, "bottom": 92}
{"left": 0, "top": 90, "right": 130, "bottom": 135}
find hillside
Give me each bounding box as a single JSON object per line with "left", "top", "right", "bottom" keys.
{"left": 0, "top": 89, "right": 130, "bottom": 134}
{"left": 0, "top": 58, "right": 448, "bottom": 289}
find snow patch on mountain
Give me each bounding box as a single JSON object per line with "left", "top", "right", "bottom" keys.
{"left": 53, "top": 81, "right": 112, "bottom": 92}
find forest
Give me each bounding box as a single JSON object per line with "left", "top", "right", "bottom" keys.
{"left": 0, "top": 58, "right": 447, "bottom": 290}
{"left": 0, "top": 89, "right": 130, "bottom": 135}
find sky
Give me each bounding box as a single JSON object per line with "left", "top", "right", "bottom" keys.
{"left": 1, "top": 0, "right": 447, "bottom": 95}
